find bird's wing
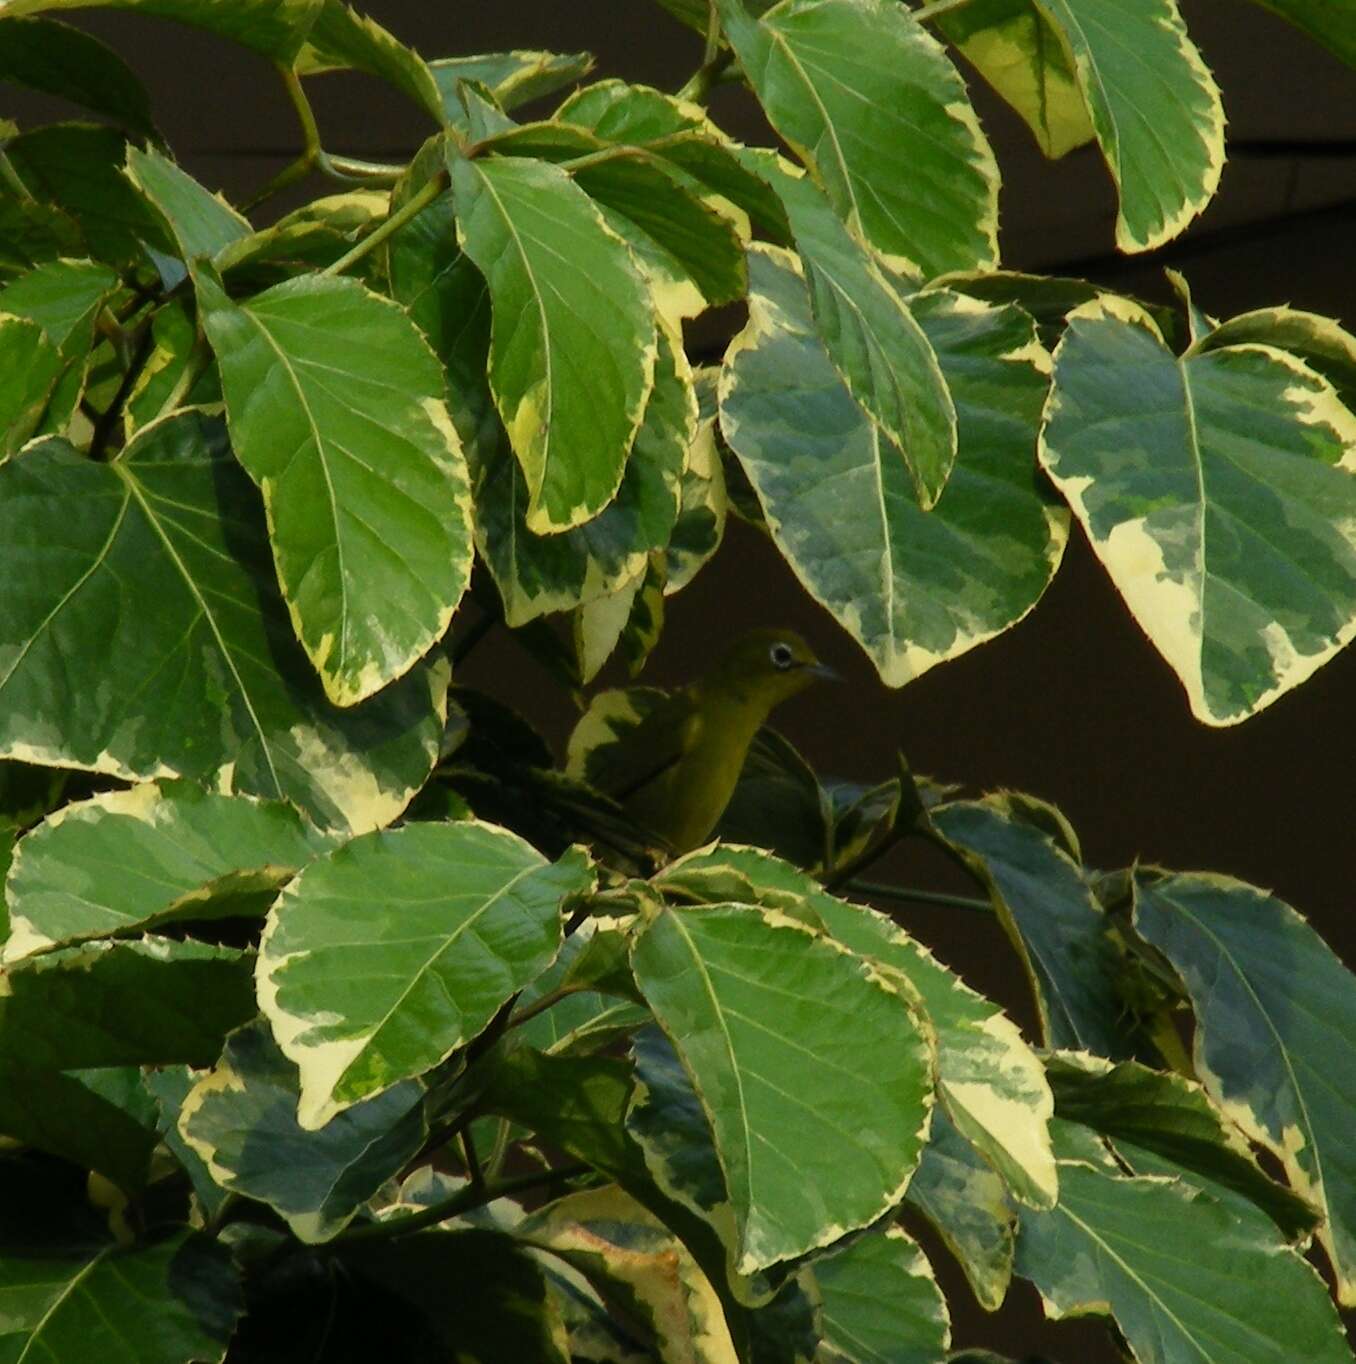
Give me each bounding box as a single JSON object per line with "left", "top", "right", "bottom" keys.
{"left": 567, "top": 685, "right": 699, "bottom": 800}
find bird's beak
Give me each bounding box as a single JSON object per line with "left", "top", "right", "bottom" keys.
{"left": 806, "top": 661, "right": 841, "bottom": 682}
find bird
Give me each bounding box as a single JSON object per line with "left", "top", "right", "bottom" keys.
{"left": 566, "top": 628, "right": 837, "bottom": 855}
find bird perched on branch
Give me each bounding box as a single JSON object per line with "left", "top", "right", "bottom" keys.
{"left": 567, "top": 628, "right": 837, "bottom": 855}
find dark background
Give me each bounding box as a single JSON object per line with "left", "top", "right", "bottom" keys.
{"left": 7, "top": 3, "right": 1355, "bottom": 1358}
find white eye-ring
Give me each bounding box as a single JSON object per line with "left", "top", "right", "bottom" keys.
{"left": 769, "top": 642, "right": 795, "bottom": 669}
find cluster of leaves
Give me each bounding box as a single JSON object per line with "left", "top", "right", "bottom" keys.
{"left": 2, "top": 0, "right": 1356, "bottom": 1361}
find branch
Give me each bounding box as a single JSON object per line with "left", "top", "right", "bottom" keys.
{"left": 89, "top": 320, "right": 156, "bottom": 460}
{"left": 844, "top": 879, "right": 994, "bottom": 914}
{"left": 330, "top": 1163, "right": 591, "bottom": 1246}
{"left": 321, "top": 172, "right": 446, "bottom": 278}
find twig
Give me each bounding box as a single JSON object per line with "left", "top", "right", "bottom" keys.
{"left": 321, "top": 172, "right": 446, "bottom": 278}
{"left": 844, "top": 879, "right": 994, "bottom": 914}
{"left": 330, "top": 1163, "right": 591, "bottom": 1245}
{"left": 90, "top": 321, "right": 156, "bottom": 460}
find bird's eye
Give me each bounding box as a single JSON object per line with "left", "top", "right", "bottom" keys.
{"left": 769, "top": 642, "right": 795, "bottom": 670}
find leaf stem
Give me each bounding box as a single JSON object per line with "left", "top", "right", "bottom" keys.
{"left": 845, "top": 879, "right": 994, "bottom": 914}
{"left": 321, "top": 171, "right": 446, "bottom": 278}
{"left": 90, "top": 319, "right": 156, "bottom": 460}
{"left": 676, "top": 40, "right": 735, "bottom": 106}
{"left": 507, "top": 986, "right": 572, "bottom": 1031}
{"left": 237, "top": 66, "right": 323, "bottom": 212}
{"left": 0, "top": 148, "right": 34, "bottom": 203}
{"left": 910, "top": 0, "right": 972, "bottom": 20}
{"left": 331, "top": 1163, "right": 591, "bottom": 1245}
{"left": 322, "top": 153, "right": 407, "bottom": 183}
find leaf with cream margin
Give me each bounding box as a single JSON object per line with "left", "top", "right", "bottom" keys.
{"left": 177, "top": 1019, "right": 426, "bottom": 1243}
{"left": 0, "top": 1218, "right": 241, "bottom": 1364}
{"left": 1132, "top": 869, "right": 1356, "bottom": 1305}
{"left": 630, "top": 902, "right": 934, "bottom": 1274}
{"left": 810, "top": 1224, "right": 950, "bottom": 1364}
{"left": 0, "top": 409, "right": 449, "bottom": 833}
{"left": 666, "top": 368, "right": 728, "bottom": 595}
{"left": 0, "top": 937, "right": 255, "bottom": 1069}
{"left": 0, "top": 257, "right": 119, "bottom": 437}
{"left": 257, "top": 820, "right": 592, "bottom": 1128}
{"left": 718, "top": 0, "right": 999, "bottom": 277}
{"left": 197, "top": 269, "right": 473, "bottom": 706}
{"left": 1044, "top": 1051, "right": 1321, "bottom": 1242}
{"left": 744, "top": 150, "right": 957, "bottom": 508}
{"left": 294, "top": 0, "right": 445, "bottom": 124}
{"left": 3, "top": 781, "right": 337, "bottom": 961}
{"left": 657, "top": 845, "right": 1057, "bottom": 1209}
{"left": 1039, "top": 294, "right": 1356, "bottom": 725}
{"left": 940, "top": 0, "right": 1224, "bottom": 249}
{"left": 1015, "top": 1119, "right": 1354, "bottom": 1363}
{"left": 932, "top": 0, "right": 1092, "bottom": 159}
{"left": 517, "top": 1183, "right": 739, "bottom": 1364}
{"left": 904, "top": 1108, "right": 1015, "bottom": 1311}
{"left": 430, "top": 50, "right": 595, "bottom": 122}
{"left": 0, "top": 0, "right": 322, "bottom": 60}
{"left": 0, "top": 312, "right": 62, "bottom": 457}
{"left": 930, "top": 795, "right": 1131, "bottom": 1058}
{"left": 124, "top": 144, "right": 250, "bottom": 263}
{"left": 450, "top": 151, "right": 657, "bottom": 533}
{"left": 720, "top": 246, "right": 1064, "bottom": 690}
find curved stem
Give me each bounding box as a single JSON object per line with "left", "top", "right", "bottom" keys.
{"left": 330, "top": 1163, "right": 591, "bottom": 1246}
{"left": 237, "top": 66, "right": 322, "bottom": 212}
{"left": 845, "top": 879, "right": 994, "bottom": 914}
{"left": 911, "top": 0, "right": 973, "bottom": 20}
{"left": 321, "top": 171, "right": 446, "bottom": 277}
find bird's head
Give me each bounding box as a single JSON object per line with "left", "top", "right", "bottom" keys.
{"left": 702, "top": 628, "right": 839, "bottom": 711}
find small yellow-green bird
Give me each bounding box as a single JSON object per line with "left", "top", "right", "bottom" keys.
{"left": 568, "top": 628, "right": 836, "bottom": 855}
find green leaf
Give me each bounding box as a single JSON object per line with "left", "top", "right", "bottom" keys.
{"left": 5, "top": 123, "right": 173, "bottom": 269}
{"left": 519, "top": 1183, "right": 739, "bottom": 1362}
{"left": 930, "top": 796, "right": 1130, "bottom": 1057}
{"left": 666, "top": 367, "right": 728, "bottom": 595}
{"left": 296, "top": 0, "right": 444, "bottom": 123}
{"left": 933, "top": 0, "right": 1093, "bottom": 158}
{"left": 4, "top": 780, "right": 336, "bottom": 959}
{"left": 663, "top": 846, "right": 1057, "bottom": 1209}
{"left": 0, "top": 192, "right": 84, "bottom": 283}
{"left": 144, "top": 1067, "right": 231, "bottom": 1220}
{"left": 0, "top": 17, "right": 158, "bottom": 141}
{"left": 197, "top": 269, "right": 472, "bottom": 705}
{"left": 450, "top": 151, "right": 658, "bottom": 532}
{"left": 0, "top": 1221, "right": 241, "bottom": 1363}
{"left": 720, "top": 246, "right": 1064, "bottom": 688}
{"left": 1132, "top": 869, "right": 1356, "bottom": 1305}
{"left": 571, "top": 152, "right": 748, "bottom": 316}
{"left": 810, "top": 1225, "right": 951, "bottom": 1364}
{"left": 0, "top": 937, "right": 255, "bottom": 1068}
{"left": 1015, "top": 1120, "right": 1354, "bottom": 1363}
{"left": 1044, "top": 1051, "right": 1321, "bottom": 1242}
{"left": 430, "top": 49, "right": 595, "bottom": 120}
{"left": 1040, "top": 0, "right": 1224, "bottom": 250}
{"left": 338, "top": 1229, "right": 570, "bottom": 1363}
{"left": 0, "top": 1062, "right": 162, "bottom": 1188}
{"left": 630, "top": 902, "right": 933, "bottom": 1273}
{"left": 719, "top": 0, "right": 998, "bottom": 276}
{"left": 124, "top": 144, "right": 250, "bottom": 262}
{"left": 1250, "top": 0, "right": 1356, "bottom": 68}
{"left": 1039, "top": 295, "right": 1356, "bottom": 724}
{"left": 745, "top": 151, "right": 957, "bottom": 508}
{"left": 178, "top": 1018, "right": 426, "bottom": 1242}
{"left": 123, "top": 297, "right": 220, "bottom": 434}
{"left": 218, "top": 189, "right": 389, "bottom": 289}
{"left": 904, "top": 1108, "right": 1015, "bottom": 1312}
{"left": 0, "top": 311, "right": 61, "bottom": 457}
{"left": 257, "top": 821, "right": 592, "bottom": 1127}
{"left": 0, "top": 257, "right": 119, "bottom": 435}
{"left": 0, "top": 409, "right": 449, "bottom": 833}
{"left": 0, "top": 0, "right": 323, "bottom": 60}
{"left": 555, "top": 79, "right": 791, "bottom": 244}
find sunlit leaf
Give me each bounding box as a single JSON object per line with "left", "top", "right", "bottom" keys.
{"left": 3, "top": 780, "right": 336, "bottom": 959}
{"left": 257, "top": 820, "right": 592, "bottom": 1127}
{"left": 720, "top": 0, "right": 998, "bottom": 276}
{"left": 198, "top": 269, "right": 473, "bottom": 705}
{"left": 1040, "top": 295, "right": 1356, "bottom": 724}
{"left": 0, "top": 409, "right": 449, "bottom": 832}
{"left": 630, "top": 902, "right": 933, "bottom": 1273}
{"left": 450, "top": 151, "right": 657, "bottom": 533}
{"left": 721, "top": 246, "right": 1063, "bottom": 688}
